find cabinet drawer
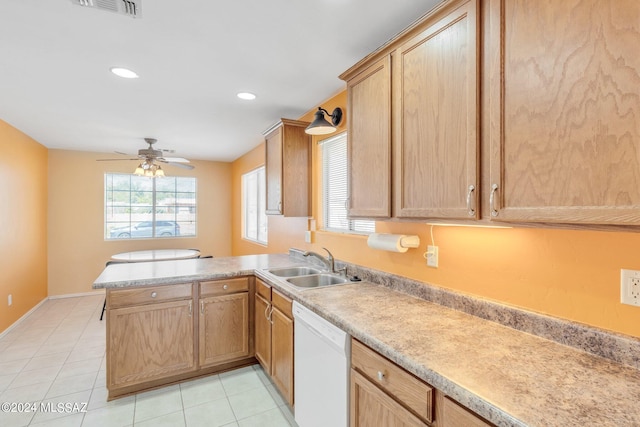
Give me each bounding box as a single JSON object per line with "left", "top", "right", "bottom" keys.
{"left": 256, "top": 278, "right": 272, "bottom": 299}
{"left": 200, "top": 277, "right": 249, "bottom": 297}
{"left": 443, "top": 397, "right": 493, "bottom": 427}
{"left": 108, "top": 283, "right": 192, "bottom": 309}
{"left": 351, "top": 339, "right": 433, "bottom": 423}
{"left": 272, "top": 289, "right": 292, "bottom": 318}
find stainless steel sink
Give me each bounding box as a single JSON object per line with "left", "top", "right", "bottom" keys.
{"left": 286, "top": 273, "right": 350, "bottom": 289}
{"left": 268, "top": 266, "right": 323, "bottom": 277}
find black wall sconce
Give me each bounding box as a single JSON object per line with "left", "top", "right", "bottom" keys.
{"left": 305, "top": 107, "right": 343, "bottom": 135}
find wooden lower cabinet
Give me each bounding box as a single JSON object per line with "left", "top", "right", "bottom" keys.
{"left": 199, "top": 292, "right": 249, "bottom": 367}
{"left": 270, "top": 291, "right": 294, "bottom": 405}
{"left": 108, "top": 298, "right": 196, "bottom": 391}
{"left": 254, "top": 291, "right": 272, "bottom": 370}
{"left": 351, "top": 369, "right": 429, "bottom": 427}
{"left": 106, "top": 278, "right": 254, "bottom": 399}
{"left": 254, "top": 279, "right": 294, "bottom": 406}
{"left": 350, "top": 339, "right": 494, "bottom": 427}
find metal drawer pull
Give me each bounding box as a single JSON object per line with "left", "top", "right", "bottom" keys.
{"left": 150, "top": 292, "right": 157, "bottom": 298}
{"left": 490, "top": 183, "right": 499, "bottom": 217}
{"left": 188, "top": 301, "right": 192, "bottom": 316}
{"left": 223, "top": 284, "right": 228, "bottom": 290}
{"left": 377, "top": 371, "right": 385, "bottom": 381}
{"left": 466, "top": 185, "right": 476, "bottom": 216}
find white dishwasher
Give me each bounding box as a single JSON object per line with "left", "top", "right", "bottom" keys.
{"left": 293, "top": 301, "right": 350, "bottom": 427}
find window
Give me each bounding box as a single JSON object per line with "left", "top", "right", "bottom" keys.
{"left": 321, "top": 132, "right": 375, "bottom": 234}
{"left": 242, "top": 166, "right": 267, "bottom": 244}
{"left": 104, "top": 174, "right": 197, "bottom": 240}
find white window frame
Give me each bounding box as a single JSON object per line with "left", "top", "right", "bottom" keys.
{"left": 104, "top": 173, "right": 197, "bottom": 240}
{"left": 242, "top": 166, "right": 268, "bottom": 245}
{"left": 321, "top": 132, "right": 375, "bottom": 234}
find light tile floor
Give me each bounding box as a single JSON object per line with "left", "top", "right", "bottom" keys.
{"left": 0, "top": 295, "right": 298, "bottom": 427}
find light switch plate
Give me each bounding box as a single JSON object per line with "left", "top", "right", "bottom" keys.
{"left": 426, "top": 245, "right": 438, "bottom": 268}
{"left": 620, "top": 269, "right": 640, "bottom": 306}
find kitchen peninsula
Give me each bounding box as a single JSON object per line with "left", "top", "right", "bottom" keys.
{"left": 94, "top": 253, "right": 640, "bottom": 427}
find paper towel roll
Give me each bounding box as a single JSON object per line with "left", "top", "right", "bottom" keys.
{"left": 367, "top": 233, "right": 420, "bottom": 253}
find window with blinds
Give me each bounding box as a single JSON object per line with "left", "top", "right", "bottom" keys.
{"left": 321, "top": 132, "right": 375, "bottom": 234}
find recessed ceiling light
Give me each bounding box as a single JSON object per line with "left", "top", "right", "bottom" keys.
{"left": 110, "top": 67, "right": 139, "bottom": 79}
{"left": 237, "top": 92, "right": 256, "bottom": 100}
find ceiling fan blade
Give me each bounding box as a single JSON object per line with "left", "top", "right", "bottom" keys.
{"left": 160, "top": 157, "right": 190, "bottom": 163}
{"left": 97, "top": 158, "right": 140, "bottom": 161}
{"left": 163, "top": 161, "right": 195, "bottom": 170}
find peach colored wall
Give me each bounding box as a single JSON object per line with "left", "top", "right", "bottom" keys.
{"left": 0, "top": 120, "right": 48, "bottom": 332}
{"left": 48, "top": 149, "right": 232, "bottom": 296}
{"left": 231, "top": 90, "right": 640, "bottom": 339}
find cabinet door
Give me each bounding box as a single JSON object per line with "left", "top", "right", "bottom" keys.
{"left": 347, "top": 56, "right": 392, "bottom": 218}
{"left": 489, "top": 0, "right": 640, "bottom": 224}
{"left": 199, "top": 293, "right": 249, "bottom": 368}
{"left": 350, "top": 370, "right": 429, "bottom": 427}
{"left": 271, "top": 306, "right": 294, "bottom": 406}
{"left": 394, "top": 0, "right": 479, "bottom": 219}
{"left": 254, "top": 292, "right": 272, "bottom": 373}
{"left": 265, "top": 127, "right": 283, "bottom": 214}
{"left": 108, "top": 299, "right": 195, "bottom": 390}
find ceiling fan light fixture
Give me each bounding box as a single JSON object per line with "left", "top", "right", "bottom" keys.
{"left": 305, "top": 107, "right": 343, "bottom": 135}
{"left": 110, "top": 67, "right": 139, "bottom": 79}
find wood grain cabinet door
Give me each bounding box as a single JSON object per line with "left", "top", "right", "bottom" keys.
{"left": 270, "top": 306, "right": 294, "bottom": 406}
{"left": 347, "top": 56, "right": 392, "bottom": 218}
{"left": 489, "top": 0, "right": 640, "bottom": 224}
{"left": 108, "top": 299, "right": 195, "bottom": 390}
{"left": 199, "top": 293, "right": 249, "bottom": 368}
{"left": 254, "top": 292, "right": 272, "bottom": 374}
{"left": 394, "top": 0, "right": 479, "bottom": 219}
{"left": 350, "top": 369, "right": 429, "bottom": 427}
{"left": 265, "top": 127, "right": 283, "bottom": 215}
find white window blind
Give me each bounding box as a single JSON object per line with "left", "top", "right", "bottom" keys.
{"left": 321, "top": 132, "right": 375, "bottom": 234}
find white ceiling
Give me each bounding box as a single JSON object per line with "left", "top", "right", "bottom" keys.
{"left": 0, "top": 0, "right": 441, "bottom": 162}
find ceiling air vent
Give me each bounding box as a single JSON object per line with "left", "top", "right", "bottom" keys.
{"left": 70, "top": 0, "right": 142, "bottom": 18}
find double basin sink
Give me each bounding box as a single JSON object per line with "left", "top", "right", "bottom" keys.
{"left": 266, "top": 266, "right": 351, "bottom": 290}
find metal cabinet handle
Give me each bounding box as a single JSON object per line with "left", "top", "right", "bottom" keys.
{"left": 200, "top": 300, "right": 204, "bottom": 315}
{"left": 490, "top": 184, "right": 499, "bottom": 217}
{"left": 150, "top": 291, "right": 157, "bottom": 298}
{"left": 264, "top": 303, "right": 271, "bottom": 321}
{"left": 466, "top": 185, "right": 476, "bottom": 216}
{"left": 377, "top": 371, "right": 385, "bottom": 381}
{"left": 223, "top": 284, "right": 228, "bottom": 290}
{"left": 188, "top": 301, "right": 192, "bottom": 317}
{"left": 268, "top": 306, "right": 274, "bottom": 325}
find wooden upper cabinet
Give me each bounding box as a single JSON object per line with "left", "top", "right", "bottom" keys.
{"left": 489, "top": 0, "right": 640, "bottom": 225}
{"left": 264, "top": 119, "right": 311, "bottom": 217}
{"left": 394, "top": 0, "right": 479, "bottom": 219}
{"left": 341, "top": 0, "right": 478, "bottom": 221}
{"left": 347, "top": 56, "right": 392, "bottom": 218}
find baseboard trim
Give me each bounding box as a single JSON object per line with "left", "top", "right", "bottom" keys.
{"left": 0, "top": 297, "right": 48, "bottom": 339}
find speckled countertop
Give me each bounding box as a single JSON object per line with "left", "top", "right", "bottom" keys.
{"left": 93, "top": 255, "right": 640, "bottom": 427}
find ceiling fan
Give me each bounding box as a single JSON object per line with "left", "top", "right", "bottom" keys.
{"left": 98, "top": 138, "right": 195, "bottom": 176}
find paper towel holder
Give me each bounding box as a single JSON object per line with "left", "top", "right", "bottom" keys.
{"left": 367, "top": 233, "right": 421, "bottom": 253}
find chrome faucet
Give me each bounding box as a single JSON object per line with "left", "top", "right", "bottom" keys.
{"left": 303, "top": 247, "right": 346, "bottom": 276}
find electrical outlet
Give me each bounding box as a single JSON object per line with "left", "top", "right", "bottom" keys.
{"left": 620, "top": 269, "right": 640, "bottom": 307}
{"left": 426, "top": 245, "right": 438, "bottom": 268}
{"left": 304, "top": 231, "right": 312, "bottom": 243}
{"left": 8, "top": 294, "right": 12, "bottom": 306}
